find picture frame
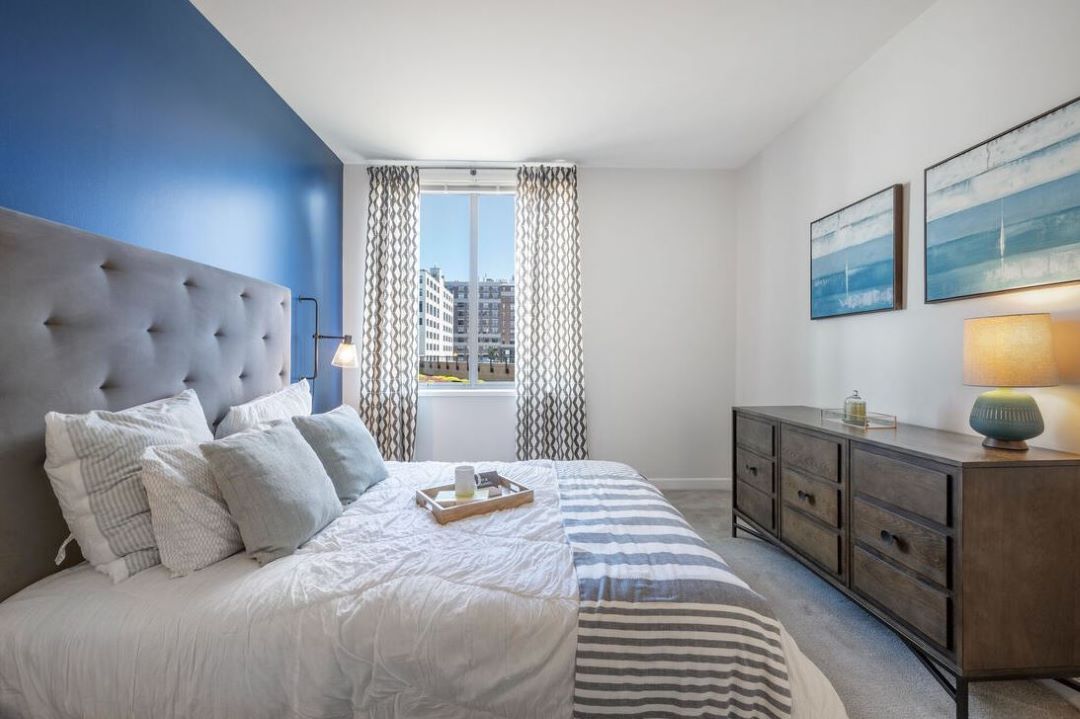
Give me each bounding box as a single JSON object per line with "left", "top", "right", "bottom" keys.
{"left": 924, "top": 94, "right": 1080, "bottom": 303}
{"left": 810, "top": 184, "right": 904, "bottom": 320}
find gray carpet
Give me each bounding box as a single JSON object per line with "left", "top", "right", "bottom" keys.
{"left": 665, "top": 489, "right": 1078, "bottom": 719}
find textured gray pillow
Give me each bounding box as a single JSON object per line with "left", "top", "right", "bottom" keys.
{"left": 201, "top": 422, "right": 341, "bottom": 566}
{"left": 140, "top": 443, "right": 243, "bottom": 577}
{"left": 292, "top": 405, "right": 388, "bottom": 504}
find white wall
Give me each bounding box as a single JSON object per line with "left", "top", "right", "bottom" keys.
{"left": 579, "top": 169, "right": 736, "bottom": 478}
{"left": 341, "top": 164, "right": 367, "bottom": 414}
{"left": 411, "top": 390, "right": 518, "bottom": 462}
{"left": 734, "top": 0, "right": 1080, "bottom": 452}
{"left": 342, "top": 165, "right": 739, "bottom": 475}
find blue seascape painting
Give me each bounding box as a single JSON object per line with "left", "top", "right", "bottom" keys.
{"left": 811, "top": 186, "right": 900, "bottom": 319}
{"left": 926, "top": 97, "right": 1080, "bottom": 302}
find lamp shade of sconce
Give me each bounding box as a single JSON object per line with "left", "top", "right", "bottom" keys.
{"left": 963, "top": 313, "right": 1059, "bottom": 451}
{"left": 331, "top": 337, "right": 359, "bottom": 369}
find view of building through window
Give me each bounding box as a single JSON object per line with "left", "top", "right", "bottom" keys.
{"left": 418, "top": 192, "right": 515, "bottom": 385}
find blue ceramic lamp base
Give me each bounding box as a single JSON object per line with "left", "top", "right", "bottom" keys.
{"left": 969, "top": 388, "right": 1044, "bottom": 451}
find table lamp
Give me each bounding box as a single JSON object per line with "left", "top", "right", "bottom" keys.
{"left": 963, "top": 313, "right": 1059, "bottom": 450}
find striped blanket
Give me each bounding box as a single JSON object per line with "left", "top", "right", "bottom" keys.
{"left": 557, "top": 462, "right": 792, "bottom": 719}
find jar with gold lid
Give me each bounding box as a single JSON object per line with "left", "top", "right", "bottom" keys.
{"left": 843, "top": 390, "right": 867, "bottom": 427}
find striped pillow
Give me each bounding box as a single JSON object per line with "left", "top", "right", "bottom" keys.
{"left": 44, "top": 389, "right": 213, "bottom": 582}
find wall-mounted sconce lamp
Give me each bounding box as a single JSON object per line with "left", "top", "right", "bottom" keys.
{"left": 297, "top": 297, "right": 359, "bottom": 389}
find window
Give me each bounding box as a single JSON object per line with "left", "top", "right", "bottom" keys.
{"left": 418, "top": 186, "right": 515, "bottom": 387}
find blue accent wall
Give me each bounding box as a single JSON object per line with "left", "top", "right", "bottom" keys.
{"left": 0, "top": 0, "right": 343, "bottom": 410}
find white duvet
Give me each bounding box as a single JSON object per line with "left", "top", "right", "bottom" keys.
{"left": 0, "top": 460, "right": 846, "bottom": 719}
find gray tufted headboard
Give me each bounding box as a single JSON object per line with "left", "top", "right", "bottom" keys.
{"left": 0, "top": 206, "right": 292, "bottom": 601}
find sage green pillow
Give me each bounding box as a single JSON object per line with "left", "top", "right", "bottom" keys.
{"left": 292, "top": 405, "right": 388, "bottom": 504}
{"left": 201, "top": 422, "right": 341, "bottom": 566}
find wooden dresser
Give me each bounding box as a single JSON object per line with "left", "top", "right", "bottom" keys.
{"left": 732, "top": 406, "right": 1080, "bottom": 719}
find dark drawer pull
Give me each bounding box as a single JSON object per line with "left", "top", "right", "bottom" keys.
{"left": 879, "top": 529, "right": 904, "bottom": 549}
{"left": 796, "top": 489, "right": 815, "bottom": 504}
{"left": 745, "top": 464, "right": 758, "bottom": 476}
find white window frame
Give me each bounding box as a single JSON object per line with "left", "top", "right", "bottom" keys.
{"left": 418, "top": 169, "right": 516, "bottom": 395}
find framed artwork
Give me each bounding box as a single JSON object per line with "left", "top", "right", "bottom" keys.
{"left": 925, "top": 95, "right": 1080, "bottom": 302}
{"left": 810, "top": 184, "right": 903, "bottom": 319}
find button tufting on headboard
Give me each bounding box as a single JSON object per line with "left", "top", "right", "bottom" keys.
{"left": 0, "top": 206, "right": 292, "bottom": 602}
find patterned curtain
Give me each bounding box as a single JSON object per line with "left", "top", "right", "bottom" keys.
{"left": 358, "top": 166, "right": 420, "bottom": 461}
{"left": 515, "top": 165, "right": 588, "bottom": 460}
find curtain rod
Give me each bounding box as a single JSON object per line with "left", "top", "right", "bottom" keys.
{"left": 365, "top": 160, "right": 575, "bottom": 170}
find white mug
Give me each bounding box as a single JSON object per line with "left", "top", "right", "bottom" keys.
{"left": 455, "top": 465, "right": 477, "bottom": 498}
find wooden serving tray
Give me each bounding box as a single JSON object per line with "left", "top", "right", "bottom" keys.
{"left": 416, "top": 473, "right": 534, "bottom": 524}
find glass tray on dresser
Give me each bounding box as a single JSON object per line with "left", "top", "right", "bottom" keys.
{"left": 820, "top": 407, "right": 897, "bottom": 429}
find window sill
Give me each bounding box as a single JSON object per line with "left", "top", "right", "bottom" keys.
{"left": 418, "top": 386, "right": 517, "bottom": 398}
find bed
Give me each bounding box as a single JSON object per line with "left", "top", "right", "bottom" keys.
{"left": 0, "top": 460, "right": 844, "bottom": 718}
{"left": 0, "top": 207, "right": 845, "bottom": 718}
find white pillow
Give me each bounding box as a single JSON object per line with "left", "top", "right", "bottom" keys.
{"left": 214, "top": 379, "right": 312, "bottom": 438}
{"left": 140, "top": 444, "right": 243, "bottom": 577}
{"left": 44, "top": 389, "right": 213, "bottom": 582}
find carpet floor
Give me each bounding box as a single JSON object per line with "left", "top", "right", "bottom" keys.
{"left": 664, "top": 489, "right": 1078, "bottom": 719}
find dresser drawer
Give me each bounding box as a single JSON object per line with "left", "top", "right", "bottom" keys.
{"left": 781, "top": 427, "right": 841, "bottom": 482}
{"left": 781, "top": 504, "right": 841, "bottom": 576}
{"left": 735, "top": 481, "right": 775, "bottom": 532}
{"left": 735, "top": 447, "right": 774, "bottom": 494}
{"left": 853, "top": 547, "right": 950, "bottom": 649}
{"left": 781, "top": 468, "right": 839, "bottom": 528}
{"left": 853, "top": 498, "right": 949, "bottom": 587}
{"left": 736, "top": 414, "right": 775, "bottom": 458}
{"left": 850, "top": 446, "right": 950, "bottom": 526}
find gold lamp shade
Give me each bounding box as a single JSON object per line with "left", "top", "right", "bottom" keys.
{"left": 963, "top": 313, "right": 1059, "bottom": 388}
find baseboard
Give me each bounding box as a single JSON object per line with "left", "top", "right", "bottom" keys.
{"left": 1042, "top": 679, "right": 1080, "bottom": 708}
{"left": 649, "top": 477, "right": 731, "bottom": 491}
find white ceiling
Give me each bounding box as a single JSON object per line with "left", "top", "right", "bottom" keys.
{"left": 192, "top": 0, "right": 934, "bottom": 169}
